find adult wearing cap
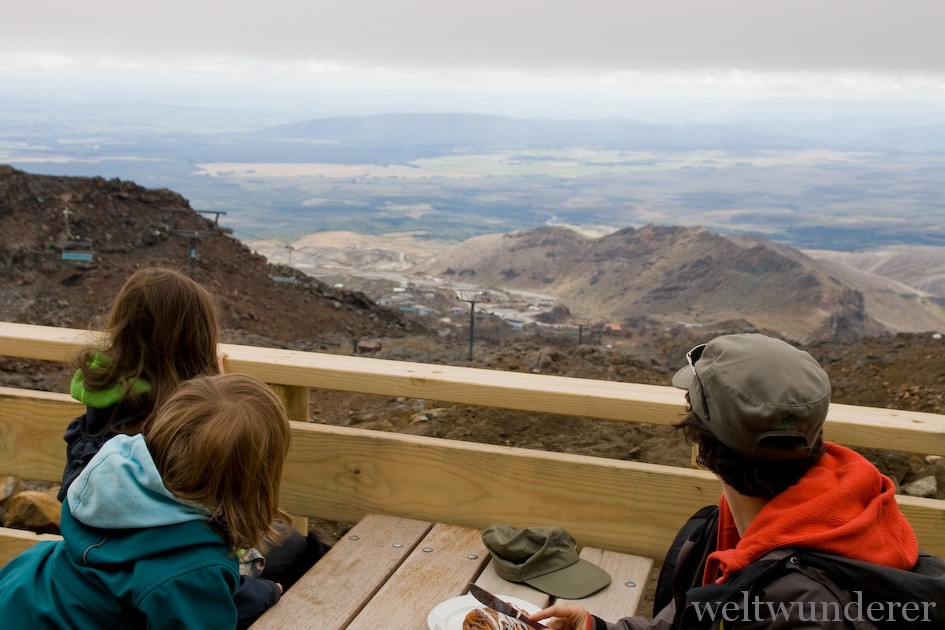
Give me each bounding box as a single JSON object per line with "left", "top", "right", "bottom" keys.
{"left": 532, "top": 333, "right": 924, "bottom": 630}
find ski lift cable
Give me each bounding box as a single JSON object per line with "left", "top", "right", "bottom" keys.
{"left": 228, "top": 227, "right": 295, "bottom": 249}
{"left": 226, "top": 228, "right": 297, "bottom": 265}
{"left": 225, "top": 233, "right": 298, "bottom": 283}
{"left": 190, "top": 221, "right": 296, "bottom": 276}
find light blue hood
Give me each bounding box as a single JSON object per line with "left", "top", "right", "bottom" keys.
{"left": 67, "top": 433, "right": 211, "bottom": 529}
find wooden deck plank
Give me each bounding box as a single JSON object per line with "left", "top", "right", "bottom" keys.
{"left": 0, "top": 387, "right": 77, "bottom": 482}
{"left": 348, "top": 523, "right": 490, "bottom": 629}
{"left": 473, "top": 561, "right": 553, "bottom": 609}
{"left": 280, "top": 422, "right": 723, "bottom": 559}
{"left": 474, "top": 548, "right": 654, "bottom": 622}
{"left": 0, "top": 322, "right": 95, "bottom": 362}
{"left": 2, "top": 385, "right": 945, "bottom": 560}
{"left": 3, "top": 382, "right": 945, "bottom": 561}
{"left": 554, "top": 548, "right": 654, "bottom": 620}
{"left": 251, "top": 514, "right": 432, "bottom": 630}
{"left": 823, "top": 402, "right": 945, "bottom": 456}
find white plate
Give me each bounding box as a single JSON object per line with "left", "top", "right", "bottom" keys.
{"left": 427, "top": 593, "right": 540, "bottom": 630}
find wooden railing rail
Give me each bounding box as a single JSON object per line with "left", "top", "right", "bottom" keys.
{"left": 2, "top": 322, "right": 944, "bottom": 455}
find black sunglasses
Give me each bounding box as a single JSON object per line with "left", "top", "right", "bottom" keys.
{"left": 685, "top": 343, "right": 710, "bottom": 422}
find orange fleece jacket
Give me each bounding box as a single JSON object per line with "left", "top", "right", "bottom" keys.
{"left": 704, "top": 442, "right": 918, "bottom": 585}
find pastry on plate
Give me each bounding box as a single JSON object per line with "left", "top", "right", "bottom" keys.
{"left": 462, "top": 606, "right": 530, "bottom": 629}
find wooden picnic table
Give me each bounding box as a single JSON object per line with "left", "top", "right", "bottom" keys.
{"left": 252, "top": 513, "right": 653, "bottom": 629}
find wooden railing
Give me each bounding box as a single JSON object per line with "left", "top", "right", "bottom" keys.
{"left": 2, "top": 321, "right": 945, "bottom": 567}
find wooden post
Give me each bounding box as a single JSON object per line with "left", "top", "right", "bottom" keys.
{"left": 269, "top": 384, "right": 311, "bottom": 535}
{"left": 270, "top": 384, "right": 310, "bottom": 424}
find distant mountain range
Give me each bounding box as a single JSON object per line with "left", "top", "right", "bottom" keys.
{"left": 254, "top": 111, "right": 945, "bottom": 153}
{"left": 406, "top": 225, "right": 945, "bottom": 343}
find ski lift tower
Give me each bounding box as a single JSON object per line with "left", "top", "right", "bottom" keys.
{"left": 571, "top": 317, "right": 592, "bottom": 345}
{"left": 171, "top": 229, "right": 218, "bottom": 277}
{"left": 455, "top": 289, "right": 483, "bottom": 361}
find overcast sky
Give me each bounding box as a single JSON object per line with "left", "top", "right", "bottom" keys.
{"left": 4, "top": 1, "right": 945, "bottom": 118}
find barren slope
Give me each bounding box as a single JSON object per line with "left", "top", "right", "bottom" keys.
{"left": 806, "top": 246, "right": 945, "bottom": 296}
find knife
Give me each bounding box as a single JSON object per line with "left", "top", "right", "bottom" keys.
{"left": 467, "top": 583, "right": 549, "bottom": 630}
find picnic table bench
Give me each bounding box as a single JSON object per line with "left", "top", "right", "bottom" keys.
{"left": 252, "top": 513, "right": 653, "bottom": 629}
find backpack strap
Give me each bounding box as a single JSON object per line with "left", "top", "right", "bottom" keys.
{"left": 653, "top": 504, "right": 719, "bottom": 616}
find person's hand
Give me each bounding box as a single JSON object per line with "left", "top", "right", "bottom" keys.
{"left": 216, "top": 351, "right": 228, "bottom": 374}
{"left": 530, "top": 604, "right": 590, "bottom": 630}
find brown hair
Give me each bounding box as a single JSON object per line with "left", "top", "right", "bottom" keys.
{"left": 675, "top": 407, "right": 825, "bottom": 498}
{"left": 145, "top": 373, "right": 292, "bottom": 552}
{"left": 75, "top": 265, "right": 220, "bottom": 432}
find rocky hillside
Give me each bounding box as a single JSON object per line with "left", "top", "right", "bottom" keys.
{"left": 414, "top": 225, "right": 945, "bottom": 343}
{"left": 0, "top": 165, "right": 421, "bottom": 348}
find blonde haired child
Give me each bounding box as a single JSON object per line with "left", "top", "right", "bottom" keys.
{"left": 0, "top": 374, "right": 291, "bottom": 629}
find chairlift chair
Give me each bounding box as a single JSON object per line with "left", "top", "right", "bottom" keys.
{"left": 269, "top": 244, "right": 298, "bottom": 283}
{"left": 60, "top": 241, "right": 94, "bottom": 262}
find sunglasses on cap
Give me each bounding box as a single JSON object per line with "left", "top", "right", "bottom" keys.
{"left": 686, "top": 343, "right": 711, "bottom": 422}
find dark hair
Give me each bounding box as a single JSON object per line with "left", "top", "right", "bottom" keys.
{"left": 74, "top": 266, "right": 221, "bottom": 433}
{"left": 674, "top": 407, "right": 825, "bottom": 498}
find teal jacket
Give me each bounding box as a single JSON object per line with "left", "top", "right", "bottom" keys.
{"left": 0, "top": 435, "right": 240, "bottom": 629}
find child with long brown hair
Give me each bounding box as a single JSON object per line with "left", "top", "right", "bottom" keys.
{"left": 0, "top": 373, "right": 292, "bottom": 629}
{"left": 60, "top": 265, "right": 222, "bottom": 499}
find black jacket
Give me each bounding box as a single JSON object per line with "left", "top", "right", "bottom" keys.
{"left": 59, "top": 400, "right": 144, "bottom": 502}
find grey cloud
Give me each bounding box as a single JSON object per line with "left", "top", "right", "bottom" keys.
{"left": 4, "top": 0, "right": 945, "bottom": 74}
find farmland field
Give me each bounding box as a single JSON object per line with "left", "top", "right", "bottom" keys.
{"left": 193, "top": 148, "right": 945, "bottom": 249}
